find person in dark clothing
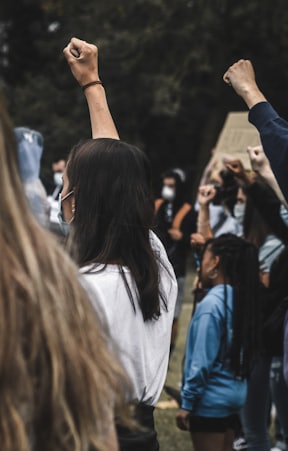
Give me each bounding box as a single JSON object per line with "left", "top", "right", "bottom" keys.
{"left": 226, "top": 158, "right": 288, "bottom": 451}
{"left": 154, "top": 168, "right": 197, "bottom": 353}
{"left": 223, "top": 59, "right": 288, "bottom": 400}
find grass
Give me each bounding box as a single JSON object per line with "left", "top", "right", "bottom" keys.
{"left": 155, "top": 267, "right": 195, "bottom": 451}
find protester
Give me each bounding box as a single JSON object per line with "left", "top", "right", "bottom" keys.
{"left": 176, "top": 234, "right": 261, "bottom": 451}
{"left": 195, "top": 167, "right": 241, "bottom": 242}
{"left": 223, "top": 59, "right": 288, "bottom": 203}
{"left": 0, "top": 95, "right": 131, "bottom": 450}
{"left": 154, "top": 168, "right": 197, "bottom": 354}
{"left": 222, "top": 67, "right": 288, "bottom": 405}
{"left": 41, "top": 158, "right": 66, "bottom": 198}
{"left": 63, "top": 37, "right": 177, "bottom": 450}
{"left": 226, "top": 159, "right": 288, "bottom": 451}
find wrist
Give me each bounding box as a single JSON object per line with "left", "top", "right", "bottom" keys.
{"left": 240, "top": 85, "right": 267, "bottom": 109}
{"left": 197, "top": 221, "right": 210, "bottom": 227}
{"left": 81, "top": 80, "right": 102, "bottom": 91}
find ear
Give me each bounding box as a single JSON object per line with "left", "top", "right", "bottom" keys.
{"left": 213, "top": 255, "right": 220, "bottom": 268}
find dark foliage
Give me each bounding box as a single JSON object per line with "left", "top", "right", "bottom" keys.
{"left": 1, "top": 0, "right": 288, "bottom": 193}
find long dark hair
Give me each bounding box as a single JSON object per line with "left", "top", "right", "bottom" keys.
{"left": 66, "top": 138, "right": 168, "bottom": 321}
{"left": 243, "top": 180, "right": 288, "bottom": 248}
{"left": 243, "top": 191, "right": 274, "bottom": 248}
{"left": 203, "top": 234, "right": 261, "bottom": 378}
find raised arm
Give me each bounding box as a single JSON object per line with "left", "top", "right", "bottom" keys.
{"left": 63, "top": 37, "right": 119, "bottom": 140}
{"left": 196, "top": 185, "right": 216, "bottom": 239}
{"left": 223, "top": 59, "right": 288, "bottom": 202}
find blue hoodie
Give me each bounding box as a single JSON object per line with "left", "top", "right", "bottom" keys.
{"left": 181, "top": 284, "right": 247, "bottom": 417}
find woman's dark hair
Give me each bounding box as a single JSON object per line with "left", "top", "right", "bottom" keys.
{"left": 243, "top": 195, "right": 272, "bottom": 249}
{"left": 66, "top": 138, "right": 168, "bottom": 321}
{"left": 243, "top": 194, "right": 272, "bottom": 248}
{"left": 203, "top": 234, "right": 261, "bottom": 378}
{"left": 242, "top": 180, "right": 288, "bottom": 248}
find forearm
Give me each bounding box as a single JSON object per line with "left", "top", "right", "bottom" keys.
{"left": 240, "top": 86, "right": 267, "bottom": 110}
{"left": 84, "top": 85, "right": 119, "bottom": 140}
{"left": 197, "top": 206, "right": 213, "bottom": 239}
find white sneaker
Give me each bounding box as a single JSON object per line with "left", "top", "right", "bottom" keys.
{"left": 233, "top": 437, "right": 248, "bottom": 451}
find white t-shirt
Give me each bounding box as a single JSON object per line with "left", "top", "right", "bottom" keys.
{"left": 81, "top": 231, "right": 177, "bottom": 406}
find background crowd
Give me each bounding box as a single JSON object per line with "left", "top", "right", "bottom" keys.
{"left": 2, "top": 34, "right": 288, "bottom": 451}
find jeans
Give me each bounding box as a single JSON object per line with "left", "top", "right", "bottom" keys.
{"left": 270, "top": 356, "right": 288, "bottom": 443}
{"left": 241, "top": 355, "right": 271, "bottom": 451}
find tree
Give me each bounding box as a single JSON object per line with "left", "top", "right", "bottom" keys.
{"left": 2, "top": 0, "right": 288, "bottom": 196}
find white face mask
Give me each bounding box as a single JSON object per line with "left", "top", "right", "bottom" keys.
{"left": 233, "top": 203, "right": 245, "bottom": 225}
{"left": 54, "top": 172, "right": 63, "bottom": 187}
{"left": 161, "top": 185, "right": 175, "bottom": 202}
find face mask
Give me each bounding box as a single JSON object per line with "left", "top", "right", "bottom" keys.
{"left": 161, "top": 185, "right": 175, "bottom": 202}
{"left": 233, "top": 203, "right": 245, "bottom": 225}
{"left": 54, "top": 172, "right": 63, "bottom": 187}
{"left": 57, "top": 190, "right": 74, "bottom": 236}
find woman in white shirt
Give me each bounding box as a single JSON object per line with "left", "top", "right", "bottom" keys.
{"left": 62, "top": 38, "right": 177, "bottom": 451}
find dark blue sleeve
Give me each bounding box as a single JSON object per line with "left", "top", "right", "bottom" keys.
{"left": 249, "top": 102, "right": 288, "bottom": 203}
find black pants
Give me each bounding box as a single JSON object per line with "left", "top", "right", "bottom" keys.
{"left": 117, "top": 403, "right": 159, "bottom": 451}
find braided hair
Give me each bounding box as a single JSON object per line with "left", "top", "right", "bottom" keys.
{"left": 203, "top": 234, "right": 261, "bottom": 378}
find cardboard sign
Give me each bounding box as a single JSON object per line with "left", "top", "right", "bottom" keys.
{"left": 213, "top": 112, "right": 261, "bottom": 170}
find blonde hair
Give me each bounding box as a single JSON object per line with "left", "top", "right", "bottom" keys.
{"left": 0, "top": 97, "right": 131, "bottom": 450}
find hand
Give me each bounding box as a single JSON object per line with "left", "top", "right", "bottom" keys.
{"left": 198, "top": 185, "right": 216, "bottom": 206}
{"left": 223, "top": 59, "right": 266, "bottom": 108}
{"left": 223, "top": 59, "right": 257, "bottom": 95}
{"left": 225, "top": 159, "right": 248, "bottom": 181}
{"left": 190, "top": 233, "right": 206, "bottom": 247}
{"left": 63, "top": 37, "right": 100, "bottom": 87}
{"left": 176, "top": 408, "right": 191, "bottom": 431}
{"left": 247, "top": 145, "right": 271, "bottom": 176}
{"left": 168, "top": 228, "right": 183, "bottom": 241}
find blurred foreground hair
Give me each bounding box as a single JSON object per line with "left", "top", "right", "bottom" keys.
{"left": 0, "top": 95, "right": 131, "bottom": 450}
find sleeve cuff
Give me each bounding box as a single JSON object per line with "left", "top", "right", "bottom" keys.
{"left": 248, "top": 102, "right": 279, "bottom": 131}
{"left": 181, "top": 397, "right": 194, "bottom": 412}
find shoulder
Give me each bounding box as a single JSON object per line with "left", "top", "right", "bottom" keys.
{"left": 150, "top": 230, "right": 167, "bottom": 255}
{"left": 195, "top": 285, "right": 233, "bottom": 316}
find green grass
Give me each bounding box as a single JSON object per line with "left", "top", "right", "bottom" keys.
{"left": 155, "top": 268, "right": 195, "bottom": 451}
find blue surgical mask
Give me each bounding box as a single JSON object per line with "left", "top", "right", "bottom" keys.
{"left": 57, "top": 190, "right": 74, "bottom": 236}
{"left": 233, "top": 203, "right": 245, "bottom": 225}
